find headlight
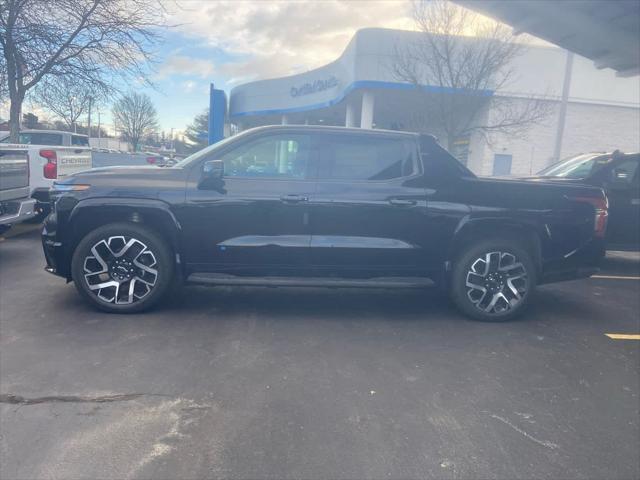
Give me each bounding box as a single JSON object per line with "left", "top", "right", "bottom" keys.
{"left": 52, "top": 183, "right": 91, "bottom": 191}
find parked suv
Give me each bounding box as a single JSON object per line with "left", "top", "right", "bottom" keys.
{"left": 43, "top": 126, "right": 607, "bottom": 321}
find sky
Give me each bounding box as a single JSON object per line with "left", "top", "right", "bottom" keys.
{"left": 132, "top": 0, "right": 417, "bottom": 135}
{"left": 4, "top": 0, "right": 544, "bottom": 138}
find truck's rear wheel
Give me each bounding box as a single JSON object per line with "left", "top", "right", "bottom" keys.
{"left": 450, "top": 239, "right": 536, "bottom": 322}
{"left": 71, "top": 223, "right": 174, "bottom": 313}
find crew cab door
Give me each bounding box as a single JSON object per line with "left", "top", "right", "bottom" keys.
{"left": 308, "top": 132, "right": 429, "bottom": 277}
{"left": 183, "top": 131, "right": 317, "bottom": 274}
{"left": 596, "top": 154, "right": 640, "bottom": 248}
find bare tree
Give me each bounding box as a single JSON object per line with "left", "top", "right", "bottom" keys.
{"left": 32, "top": 76, "right": 101, "bottom": 131}
{"left": 0, "top": 0, "right": 168, "bottom": 142}
{"left": 0, "top": 58, "right": 7, "bottom": 102}
{"left": 112, "top": 92, "right": 158, "bottom": 152}
{"left": 393, "top": 0, "right": 552, "bottom": 150}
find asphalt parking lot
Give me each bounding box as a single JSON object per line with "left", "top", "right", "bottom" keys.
{"left": 1, "top": 226, "right": 639, "bottom": 480}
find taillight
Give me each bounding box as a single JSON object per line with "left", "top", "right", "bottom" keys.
{"left": 40, "top": 149, "right": 57, "bottom": 179}
{"left": 146, "top": 156, "right": 156, "bottom": 164}
{"left": 572, "top": 195, "right": 608, "bottom": 237}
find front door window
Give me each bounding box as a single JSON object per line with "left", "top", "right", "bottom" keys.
{"left": 220, "top": 134, "right": 311, "bottom": 179}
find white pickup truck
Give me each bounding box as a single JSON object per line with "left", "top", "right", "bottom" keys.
{"left": 0, "top": 147, "right": 36, "bottom": 233}
{"left": 0, "top": 130, "right": 92, "bottom": 218}
{"left": 0, "top": 129, "right": 90, "bottom": 147}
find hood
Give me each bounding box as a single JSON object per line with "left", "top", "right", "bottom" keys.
{"left": 56, "top": 165, "right": 187, "bottom": 193}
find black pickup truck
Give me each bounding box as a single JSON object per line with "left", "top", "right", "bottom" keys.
{"left": 532, "top": 151, "right": 639, "bottom": 251}
{"left": 43, "top": 126, "right": 607, "bottom": 321}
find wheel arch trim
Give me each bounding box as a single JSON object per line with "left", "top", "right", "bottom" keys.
{"left": 448, "top": 216, "right": 544, "bottom": 271}
{"left": 65, "top": 198, "right": 183, "bottom": 276}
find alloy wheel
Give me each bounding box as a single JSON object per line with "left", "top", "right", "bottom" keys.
{"left": 465, "top": 251, "right": 529, "bottom": 314}
{"left": 83, "top": 236, "right": 158, "bottom": 304}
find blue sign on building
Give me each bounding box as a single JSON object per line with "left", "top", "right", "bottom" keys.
{"left": 208, "top": 83, "right": 227, "bottom": 145}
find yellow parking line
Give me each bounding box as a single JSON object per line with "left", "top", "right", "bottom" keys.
{"left": 592, "top": 275, "right": 640, "bottom": 280}
{"left": 605, "top": 334, "right": 640, "bottom": 340}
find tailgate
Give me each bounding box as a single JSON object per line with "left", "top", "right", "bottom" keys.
{"left": 56, "top": 148, "right": 92, "bottom": 177}
{"left": 0, "top": 148, "right": 30, "bottom": 199}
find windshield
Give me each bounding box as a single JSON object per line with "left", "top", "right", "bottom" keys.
{"left": 537, "top": 153, "right": 610, "bottom": 179}
{"left": 173, "top": 133, "right": 248, "bottom": 167}
{"left": 71, "top": 135, "right": 89, "bottom": 146}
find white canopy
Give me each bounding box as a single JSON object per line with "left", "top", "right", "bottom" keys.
{"left": 457, "top": 0, "right": 640, "bottom": 77}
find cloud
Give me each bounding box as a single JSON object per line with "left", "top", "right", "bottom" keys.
{"left": 181, "top": 80, "right": 197, "bottom": 93}
{"left": 170, "top": 0, "right": 415, "bottom": 83}
{"left": 157, "top": 55, "right": 216, "bottom": 79}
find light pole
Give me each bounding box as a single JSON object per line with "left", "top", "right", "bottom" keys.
{"left": 97, "top": 110, "right": 101, "bottom": 148}
{"left": 553, "top": 50, "right": 574, "bottom": 163}
{"left": 87, "top": 96, "right": 93, "bottom": 139}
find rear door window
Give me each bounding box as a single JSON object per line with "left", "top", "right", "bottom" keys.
{"left": 24, "top": 132, "right": 63, "bottom": 145}
{"left": 71, "top": 135, "right": 89, "bottom": 146}
{"left": 608, "top": 158, "right": 639, "bottom": 184}
{"left": 17, "top": 132, "right": 63, "bottom": 145}
{"left": 318, "top": 134, "right": 417, "bottom": 181}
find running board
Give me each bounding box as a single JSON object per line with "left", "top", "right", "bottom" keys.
{"left": 187, "top": 273, "right": 434, "bottom": 289}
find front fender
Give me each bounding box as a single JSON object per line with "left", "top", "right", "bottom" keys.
{"left": 58, "top": 197, "right": 184, "bottom": 279}
{"left": 68, "top": 197, "right": 181, "bottom": 228}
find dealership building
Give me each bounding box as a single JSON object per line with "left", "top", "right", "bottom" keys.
{"left": 227, "top": 28, "right": 640, "bottom": 176}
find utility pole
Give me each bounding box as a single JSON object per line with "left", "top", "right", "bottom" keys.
{"left": 87, "top": 96, "right": 93, "bottom": 139}
{"left": 553, "top": 50, "right": 574, "bottom": 163}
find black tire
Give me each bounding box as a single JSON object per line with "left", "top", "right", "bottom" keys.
{"left": 450, "top": 238, "right": 537, "bottom": 322}
{"left": 71, "top": 222, "right": 174, "bottom": 313}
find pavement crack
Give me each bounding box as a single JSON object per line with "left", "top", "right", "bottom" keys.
{"left": 488, "top": 413, "right": 559, "bottom": 450}
{"left": 0, "top": 393, "right": 169, "bottom": 406}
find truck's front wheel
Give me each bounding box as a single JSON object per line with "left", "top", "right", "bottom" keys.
{"left": 450, "top": 239, "right": 536, "bottom": 322}
{"left": 71, "top": 223, "right": 174, "bottom": 313}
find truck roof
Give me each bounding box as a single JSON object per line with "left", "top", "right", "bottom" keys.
{"left": 244, "top": 124, "right": 424, "bottom": 138}
{"left": 10, "top": 129, "right": 88, "bottom": 137}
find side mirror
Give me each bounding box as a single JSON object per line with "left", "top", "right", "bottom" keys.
{"left": 199, "top": 160, "right": 226, "bottom": 191}
{"left": 203, "top": 159, "right": 224, "bottom": 179}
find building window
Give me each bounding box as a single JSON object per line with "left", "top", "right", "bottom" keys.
{"left": 451, "top": 136, "right": 470, "bottom": 165}
{"left": 493, "top": 154, "right": 513, "bottom": 176}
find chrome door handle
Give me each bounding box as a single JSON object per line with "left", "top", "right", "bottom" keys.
{"left": 280, "top": 194, "right": 308, "bottom": 203}
{"left": 389, "top": 198, "right": 416, "bottom": 206}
